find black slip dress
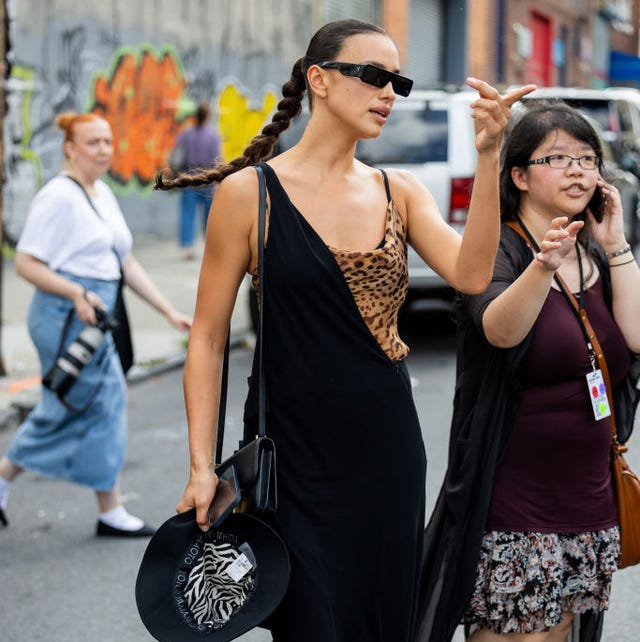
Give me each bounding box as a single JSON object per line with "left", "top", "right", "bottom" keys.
{"left": 244, "top": 162, "right": 426, "bottom": 642}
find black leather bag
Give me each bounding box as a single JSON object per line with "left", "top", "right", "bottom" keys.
{"left": 216, "top": 435, "right": 277, "bottom": 514}
{"left": 112, "top": 276, "right": 134, "bottom": 375}
{"left": 214, "top": 165, "right": 277, "bottom": 515}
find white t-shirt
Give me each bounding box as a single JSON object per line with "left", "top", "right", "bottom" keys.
{"left": 17, "top": 174, "right": 133, "bottom": 280}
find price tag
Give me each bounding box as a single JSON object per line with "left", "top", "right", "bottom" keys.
{"left": 226, "top": 553, "right": 254, "bottom": 582}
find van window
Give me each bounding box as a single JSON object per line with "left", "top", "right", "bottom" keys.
{"left": 561, "top": 99, "right": 617, "bottom": 133}
{"left": 276, "top": 104, "right": 449, "bottom": 165}
{"left": 357, "top": 107, "right": 448, "bottom": 164}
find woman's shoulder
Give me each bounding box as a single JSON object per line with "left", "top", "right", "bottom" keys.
{"left": 94, "top": 178, "right": 119, "bottom": 202}
{"left": 31, "top": 174, "right": 78, "bottom": 207}
{"left": 379, "top": 167, "right": 424, "bottom": 191}
{"left": 218, "top": 166, "right": 262, "bottom": 194}
{"left": 213, "top": 167, "right": 263, "bottom": 224}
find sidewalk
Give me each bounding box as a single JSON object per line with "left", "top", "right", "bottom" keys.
{"left": 0, "top": 236, "right": 253, "bottom": 430}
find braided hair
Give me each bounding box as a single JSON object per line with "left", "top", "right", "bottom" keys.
{"left": 154, "top": 19, "right": 386, "bottom": 191}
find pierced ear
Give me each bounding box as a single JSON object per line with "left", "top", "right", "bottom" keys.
{"left": 306, "top": 65, "right": 328, "bottom": 99}
{"left": 511, "top": 166, "right": 529, "bottom": 191}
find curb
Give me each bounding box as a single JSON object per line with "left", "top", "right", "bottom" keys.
{"left": 0, "top": 331, "right": 253, "bottom": 434}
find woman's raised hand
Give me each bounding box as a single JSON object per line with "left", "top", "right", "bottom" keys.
{"left": 535, "top": 216, "right": 584, "bottom": 271}
{"left": 466, "top": 78, "right": 536, "bottom": 154}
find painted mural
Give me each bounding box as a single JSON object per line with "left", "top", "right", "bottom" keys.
{"left": 3, "top": 0, "right": 312, "bottom": 239}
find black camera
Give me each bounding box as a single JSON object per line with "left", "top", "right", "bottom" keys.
{"left": 43, "top": 307, "right": 119, "bottom": 399}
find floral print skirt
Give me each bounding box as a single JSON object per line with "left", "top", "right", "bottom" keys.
{"left": 463, "top": 528, "right": 620, "bottom": 634}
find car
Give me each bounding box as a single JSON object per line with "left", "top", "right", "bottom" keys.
{"left": 520, "top": 86, "right": 640, "bottom": 169}
{"left": 247, "top": 87, "right": 640, "bottom": 332}
{"left": 596, "top": 122, "right": 640, "bottom": 246}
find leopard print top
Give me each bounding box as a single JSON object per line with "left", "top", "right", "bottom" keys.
{"left": 252, "top": 173, "right": 409, "bottom": 361}
{"left": 329, "top": 198, "right": 409, "bottom": 361}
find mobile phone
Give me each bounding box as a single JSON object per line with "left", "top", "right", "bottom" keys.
{"left": 588, "top": 184, "right": 605, "bottom": 223}
{"left": 208, "top": 464, "right": 241, "bottom": 528}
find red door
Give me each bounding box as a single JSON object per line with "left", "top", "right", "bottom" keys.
{"left": 529, "top": 12, "right": 552, "bottom": 87}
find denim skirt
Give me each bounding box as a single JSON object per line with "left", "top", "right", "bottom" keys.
{"left": 7, "top": 273, "right": 127, "bottom": 491}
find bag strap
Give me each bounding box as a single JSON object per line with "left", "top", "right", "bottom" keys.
{"left": 215, "top": 165, "right": 267, "bottom": 464}
{"left": 65, "top": 175, "right": 124, "bottom": 273}
{"left": 506, "top": 219, "right": 624, "bottom": 451}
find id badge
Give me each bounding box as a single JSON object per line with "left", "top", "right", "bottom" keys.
{"left": 586, "top": 369, "right": 611, "bottom": 421}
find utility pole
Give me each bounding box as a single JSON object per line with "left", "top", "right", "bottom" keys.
{"left": 0, "top": 0, "right": 8, "bottom": 376}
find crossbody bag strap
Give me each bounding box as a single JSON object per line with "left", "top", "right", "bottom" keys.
{"left": 215, "top": 165, "right": 267, "bottom": 464}
{"left": 506, "top": 219, "right": 621, "bottom": 447}
{"left": 65, "top": 175, "right": 124, "bottom": 272}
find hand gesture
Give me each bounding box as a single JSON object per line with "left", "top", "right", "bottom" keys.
{"left": 466, "top": 78, "right": 537, "bottom": 154}
{"left": 535, "top": 216, "right": 584, "bottom": 271}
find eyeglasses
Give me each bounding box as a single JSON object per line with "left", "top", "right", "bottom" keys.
{"left": 317, "top": 62, "right": 413, "bottom": 97}
{"left": 526, "top": 154, "right": 600, "bottom": 170}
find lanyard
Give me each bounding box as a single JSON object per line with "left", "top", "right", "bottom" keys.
{"left": 508, "top": 218, "right": 620, "bottom": 439}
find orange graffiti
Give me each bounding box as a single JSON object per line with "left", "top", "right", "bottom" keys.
{"left": 90, "top": 46, "right": 190, "bottom": 187}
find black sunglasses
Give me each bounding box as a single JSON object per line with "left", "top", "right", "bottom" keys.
{"left": 317, "top": 62, "right": 413, "bottom": 97}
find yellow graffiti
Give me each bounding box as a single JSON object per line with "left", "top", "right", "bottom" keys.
{"left": 217, "top": 85, "right": 277, "bottom": 161}
{"left": 8, "top": 65, "right": 43, "bottom": 186}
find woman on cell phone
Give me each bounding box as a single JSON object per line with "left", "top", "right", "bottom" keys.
{"left": 417, "top": 101, "right": 640, "bottom": 642}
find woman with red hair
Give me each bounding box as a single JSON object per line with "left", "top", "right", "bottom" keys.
{"left": 0, "top": 112, "right": 191, "bottom": 537}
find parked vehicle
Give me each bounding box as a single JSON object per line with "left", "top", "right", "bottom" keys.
{"left": 520, "top": 86, "right": 640, "bottom": 162}
{"left": 247, "top": 87, "right": 640, "bottom": 331}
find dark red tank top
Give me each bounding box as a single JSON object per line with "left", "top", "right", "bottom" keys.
{"left": 486, "top": 277, "right": 628, "bottom": 533}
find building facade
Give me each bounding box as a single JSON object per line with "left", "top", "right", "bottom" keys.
{"left": 466, "top": 0, "right": 640, "bottom": 88}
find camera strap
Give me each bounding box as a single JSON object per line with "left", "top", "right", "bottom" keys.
{"left": 65, "top": 174, "right": 125, "bottom": 270}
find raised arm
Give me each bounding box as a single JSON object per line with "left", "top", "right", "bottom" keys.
{"left": 481, "top": 218, "right": 584, "bottom": 347}
{"left": 406, "top": 80, "right": 536, "bottom": 294}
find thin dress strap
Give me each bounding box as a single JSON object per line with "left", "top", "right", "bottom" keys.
{"left": 379, "top": 169, "right": 391, "bottom": 203}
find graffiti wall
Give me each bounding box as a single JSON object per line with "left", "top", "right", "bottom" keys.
{"left": 3, "top": 0, "right": 312, "bottom": 240}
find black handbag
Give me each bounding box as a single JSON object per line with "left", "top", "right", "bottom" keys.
{"left": 214, "top": 165, "right": 277, "bottom": 515}
{"left": 111, "top": 275, "right": 134, "bottom": 374}
{"left": 66, "top": 175, "right": 135, "bottom": 374}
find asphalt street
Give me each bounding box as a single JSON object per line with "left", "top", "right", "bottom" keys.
{"left": 0, "top": 307, "right": 638, "bottom": 641}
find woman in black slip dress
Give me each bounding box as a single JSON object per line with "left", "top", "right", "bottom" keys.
{"left": 155, "top": 18, "right": 535, "bottom": 642}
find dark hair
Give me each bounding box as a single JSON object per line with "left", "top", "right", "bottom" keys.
{"left": 500, "top": 100, "right": 606, "bottom": 246}
{"left": 194, "top": 102, "right": 211, "bottom": 127}
{"left": 155, "top": 19, "right": 387, "bottom": 191}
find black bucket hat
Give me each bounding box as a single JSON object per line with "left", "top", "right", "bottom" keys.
{"left": 135, "top": 509, "right": 290, "bottom": 642}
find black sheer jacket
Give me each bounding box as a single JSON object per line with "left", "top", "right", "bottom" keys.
{"left": 415, "top": 224, "right": 638, "bottom": 642}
